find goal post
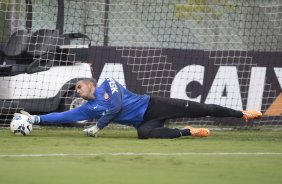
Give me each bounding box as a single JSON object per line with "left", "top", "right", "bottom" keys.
{"left": 1, "top": 0, "right": 282, "bottom": 127}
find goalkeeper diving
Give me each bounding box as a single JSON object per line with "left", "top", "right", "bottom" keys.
{"left": 16, "top": 78, "right": 262, "bottom": 139}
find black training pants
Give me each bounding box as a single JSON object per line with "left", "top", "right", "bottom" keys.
{"left": 137, "top": 96, "right": 243, "bottom": 139}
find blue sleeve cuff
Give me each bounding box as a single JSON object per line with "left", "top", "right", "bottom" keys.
{"left": 34, "top": 115, "right": 40, "bottom": 124}
{"left": 96, "top": 122, "right": 104, "bottom": 130}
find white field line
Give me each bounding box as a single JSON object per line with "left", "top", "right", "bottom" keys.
{"left": 0, "top": 152, "right": 282, "bottom": 157}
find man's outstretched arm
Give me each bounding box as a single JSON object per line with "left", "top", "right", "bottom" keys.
{"left": 19, "top": 104, "right": 91, "bottom": 125}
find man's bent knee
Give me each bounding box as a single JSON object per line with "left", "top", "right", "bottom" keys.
{"left": 137, "top": 128, "right": 151, "bottom": 139}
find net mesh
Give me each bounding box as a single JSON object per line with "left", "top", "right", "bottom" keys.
{"left": 0, "top": 0, "right": 282, "bottom": 127}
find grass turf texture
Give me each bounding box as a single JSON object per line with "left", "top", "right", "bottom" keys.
{"left": 0, "top": 128, "right": 282, "bottom": 184}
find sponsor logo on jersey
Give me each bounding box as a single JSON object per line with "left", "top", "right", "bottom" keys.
{"left": 107, "top": 78, "right": 118, "bottom": 94}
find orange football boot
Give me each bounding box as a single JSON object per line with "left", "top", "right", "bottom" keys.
{"left": 185, "top": 126, "right": 210, "bottom": 137}
{"left": 242, "top": 110, "right": 262, "bottom": 122}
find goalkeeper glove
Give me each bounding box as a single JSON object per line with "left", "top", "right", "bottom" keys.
{"left": 18, "top": 110, "right": 40, "bottom": 124}
{"left": 83, "top": 125, "right": 100, "bottom": 137}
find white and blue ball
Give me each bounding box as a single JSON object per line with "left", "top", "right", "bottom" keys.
{"left": 10, "top": 114, "right": 33, "bottom": 136}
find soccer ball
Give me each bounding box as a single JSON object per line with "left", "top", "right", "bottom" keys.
{"left": 10, "top": 114, "right": 33, "bottom": 136}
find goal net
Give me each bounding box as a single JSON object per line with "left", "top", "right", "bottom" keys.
{"left": 0, "top": 0, "right": 282, "bottom": 128}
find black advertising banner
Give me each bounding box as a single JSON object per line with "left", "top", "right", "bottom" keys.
{"left": 88, "top": 46, "right": 282, "bottom": 125}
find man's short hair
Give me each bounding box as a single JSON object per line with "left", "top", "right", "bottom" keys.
{"left": 80, "top": 78, "right": 97, "bottom": 86}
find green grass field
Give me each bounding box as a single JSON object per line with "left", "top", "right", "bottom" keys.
{"left": 0, "top": 127, "right": 282, "bottom": 184}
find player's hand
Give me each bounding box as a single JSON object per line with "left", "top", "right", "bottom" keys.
{"left": 16, "top": 110, "right": 40, "bottom": 124}
{"left": 83, "top": 125, "right": 100, "bottom": 137}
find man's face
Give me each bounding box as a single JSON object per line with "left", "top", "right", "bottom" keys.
{"left": 75, "top": 81, "right": 95, "bottom": 100}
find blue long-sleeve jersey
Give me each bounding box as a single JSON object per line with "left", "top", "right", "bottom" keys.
{"left": 39, "top": 78, "right": 150, "bottom": 129}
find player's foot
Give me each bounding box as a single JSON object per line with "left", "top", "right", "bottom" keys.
{"left": 241, "top": 110, "right": 262, "bottom": 122}
{"left": 185, "top": 126, "right": 210, "bottom": 137}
